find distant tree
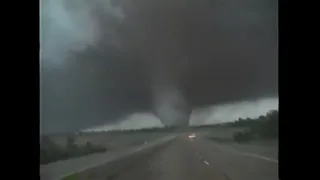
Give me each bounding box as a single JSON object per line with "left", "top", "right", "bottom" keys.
{"left": 229, "top": 110, "right": 279, "bottom": 142}
{"left": 41, "top": 135, "right": 59, "bottom": 150}
{"left": 40, "top": 136, "right": 65, "bottom": 164}
{"left": 40, "top": 136, "right": 107, "bottom": 164}
{"left": 233, "top": 130, "right": 253, "bottom": 143}
{"left": 266, "top": 110, "right": 278, "bottom": 122}
{"left": 85, "top": 141, "right": 93, "bottom": 149}
{"left": 67, "top": 137, "right": 76, "bottom": 148}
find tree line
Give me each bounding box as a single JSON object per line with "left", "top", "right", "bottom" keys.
{"left": 40, "top": 136, "right": 106, "bottom": 164}
{"left": 231, "top": 110, "right": 278, "bottom": 142}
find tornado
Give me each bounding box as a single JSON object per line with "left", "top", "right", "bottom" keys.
{"left": 152, "top": 82, "right": 191, "bottom": 127}
{"left": 149, "top": 53, "right": 191, "bottom": 127}
{"left": 116, "top": 0, "right": 193, "bottom": 127}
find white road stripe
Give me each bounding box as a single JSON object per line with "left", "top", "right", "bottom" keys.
{"left": 213, "top": 143, "right": 278, "bottom": 163}
{"left": 241, "top": 152, "right": 278, "bottom": 163}
{"left": 204, "top": 160, "right": 210, "bottom": 165}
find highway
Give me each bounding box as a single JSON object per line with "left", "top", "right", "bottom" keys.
{"left": 65, "top": 133, "right": 278, "bottom": 180}
{"left": 112, "top": 135, "right": 278, "bottom": 180}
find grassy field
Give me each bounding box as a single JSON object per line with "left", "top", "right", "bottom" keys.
{"left": 46, "top": 131, "right": 169, "bottom": 150}
{"left": 40, "top": 131, "right": 170, "bottom": 165}
{"left": 62, "top": 173, "right": 78, "bottom": 180}
{"left": 205, "top": 127, "right": 278, "bottom": 159}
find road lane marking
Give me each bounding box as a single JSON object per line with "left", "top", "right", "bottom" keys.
{"left": 241, "top": 152, "right": 278, "bottom": 163}
{"left": 204, "top": 160, "right": 210, "bottom": 165}
{"left": 227, "top": 147, "right": 278, "bottom": 163}
{"left": 213, "top": 143, "right": 278, "bottom": 163}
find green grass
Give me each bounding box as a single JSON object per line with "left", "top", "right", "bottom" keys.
{"left": 206, "top": 136, "right": 234, "bottom": 143}
{"left": 40, "top": 136, "right": 107, "bottom": 164}
{"left": 61, "top": 173, "right": 78, "bottom": 180}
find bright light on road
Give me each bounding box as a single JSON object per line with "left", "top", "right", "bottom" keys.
{"left": 188, "top": 133, "right": 196, "bottom": 139}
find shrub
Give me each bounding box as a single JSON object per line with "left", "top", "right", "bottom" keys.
{"left": 233, "top": 130, "right": 254, "bottom": 143}
{"left": 40, "top": 136, "right": 107, "bottom": 164}
{"left": 229, "top": 110, "right": 278, "bottom": 142}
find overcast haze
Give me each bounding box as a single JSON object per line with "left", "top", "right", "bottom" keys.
{"left": 40, "top": 0, "right": 278, "bottom": 133}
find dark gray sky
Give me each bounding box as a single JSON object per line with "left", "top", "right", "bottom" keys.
{"left": 40, "top": 0, "right": 278, "bottom": 133}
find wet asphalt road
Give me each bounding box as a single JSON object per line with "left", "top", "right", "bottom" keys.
{"left": 111, "top": 134, "right": 278, "bottom": 180}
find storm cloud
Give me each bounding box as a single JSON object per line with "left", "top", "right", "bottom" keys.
{"left": 40, "top": 0, "right": 278, "bottom": 133}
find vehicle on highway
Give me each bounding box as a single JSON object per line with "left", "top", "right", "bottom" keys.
{"left": 188, "top": 133, "right": 196, "bottom": 139}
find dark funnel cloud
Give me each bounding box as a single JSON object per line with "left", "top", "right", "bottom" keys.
{"left": 40, "top": 0, "right": 278, "bottom": 133}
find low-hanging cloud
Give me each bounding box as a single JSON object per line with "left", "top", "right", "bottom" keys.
{"left": 40, "top": 0, "right": 124, "bottom": 66}
{"left": 82, "top": 113, "right": 163, "bottom": 132}
{"left": 40, "top": 0, "right": 278, "bottom": 133}
{"left": 41, "top": 0, "right": 96, "bottom": 65}
{"left": 190, "top": 97, "right": 279, "bottom": 126}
